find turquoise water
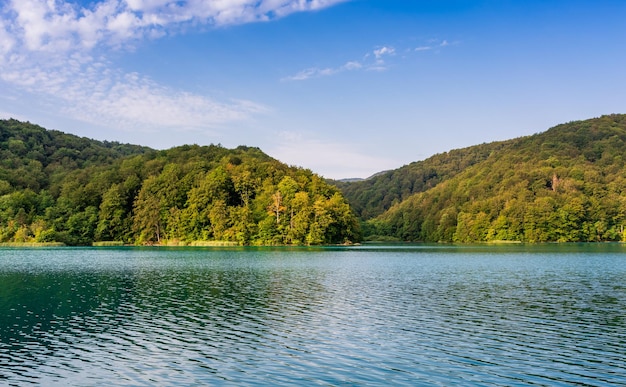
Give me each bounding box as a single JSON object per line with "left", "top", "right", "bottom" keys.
{"left": 0, "top": 244, "right": 625, "bottom": 386}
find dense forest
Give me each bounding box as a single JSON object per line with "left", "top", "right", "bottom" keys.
{"left": 336, "top": 114, "right": 626, "bottom": 243}
{"left": 0, "top": 119, "right": 359, "bottom": 246}
{"left": 4, "top": 115, "right": 626, "bottom": 246}
{"left": 333, "top": 141, "right": 507, "bottom": 219}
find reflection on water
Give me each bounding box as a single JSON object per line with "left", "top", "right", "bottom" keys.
{"left": 0, "top": 245, "right": 625, "bottom": 385}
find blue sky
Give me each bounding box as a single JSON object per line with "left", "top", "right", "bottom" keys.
{"left": 1, "top": 0, "right": 625, "bottom": 179}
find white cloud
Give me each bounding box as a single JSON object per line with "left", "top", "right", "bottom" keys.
{"left": 284, "top": 39, "right": 456, "bottom": 81}
{"left": 69, "top": 74, "right": 268, "bottom": 132}
{"left": 268, "top": 131, "right": 398, "bottom": 179}
{"left": 373, "top": 46, "right": 395, "bottom": 59}
{"left": 0, "top": 48, "right": 267, "bottom": 132}
{"left": 2, "top": 0, "right": 349, "bottom": 54}
{"left": 284, "top": 46, "right": 396, "bottom": 81}
{"left": 416, "top": 39, "right": 452, "bottom": 52}
{"left": 0, "top": 20, "right": 15, "bottom": 59}
{"left": 0, "top": 0, "right": 344, "bottom": 135}
{"left": 282, "top": 60, "right": 362, "bottom": 81}
{"left": 343, "top": 61, "right": 361, "bottom": 70}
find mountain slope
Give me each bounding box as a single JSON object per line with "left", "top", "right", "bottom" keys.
{"left": 367, "top": 114, "right": 626, "bottom": 242}
{"left": 0, "top": 119, "right": 358, "bottom": 245}
{"left": 333, "top": 140, "right": 508, "bottom": 219}
{"left": 0, "top": 119, "right": 151, "bottom": 194}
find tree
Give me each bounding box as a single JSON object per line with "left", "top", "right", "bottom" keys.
{"left": 269, "top": 191, "right": 285, "bottom": 224}
{"left": 0, "top": 119, "right": 362, "bottom": 245}
{"left": 133, "top": 177, "right": 164, "bottom": 244}
{"left": 97, "top": 183, "right": 131, "bottom": 242}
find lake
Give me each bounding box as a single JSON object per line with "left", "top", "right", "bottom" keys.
{"left": 0, "top": 244, "right": 625, "bottom": 386}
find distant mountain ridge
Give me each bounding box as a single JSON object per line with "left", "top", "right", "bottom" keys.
{"left": 335, "top": 114, "right": 626, "bottom": 243}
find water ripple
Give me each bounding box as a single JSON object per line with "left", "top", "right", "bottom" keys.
{"left": 0, "top": 247, "right": 625, "bottom": 385}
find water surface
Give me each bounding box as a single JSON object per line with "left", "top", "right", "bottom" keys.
{"left": 1, "top": 244, "right": 625, "bottom": 386}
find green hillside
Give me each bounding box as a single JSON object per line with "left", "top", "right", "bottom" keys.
{"left": 0, "top": 119, "right": 358, "bottom": 246}
{"left": 333, "top": 140, "right": 507, "bottom": 219}
{"left": 359, "top": 114, "right": 626, "bottom": 242}
{"left": 5, "top": 115, "right": 625, "bottom": 245}
{"left": 0, "top": 119, "right": 151, "bottom": 194}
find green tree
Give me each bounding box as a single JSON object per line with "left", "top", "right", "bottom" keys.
{"left": 97, "top": 183, "right": 131, "bottom": 242}
{"left": 133, "top": 177, "right": 164, "bottom": 244}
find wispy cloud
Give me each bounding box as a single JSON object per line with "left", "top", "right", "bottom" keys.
{"left": 1, "top": 49, "right": 268, "bottom": 131}
{"left": 284, "top": 40, "right": 451, "bottom": 81}
{"left": 283, "top": 45, "right": 397, "bottom": 81}
{"left": 282, "top": 61, "right": 362, "bottom": 81}
{"left": 414, "top": 39, "right": 451, "bottom": 52}
{"left": 373, "top": 46, "right": 395, "bottom": 59}
{"left": 0, "top": 0, "right": 345, "bottom": 132}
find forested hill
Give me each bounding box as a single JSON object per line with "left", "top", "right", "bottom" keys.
{"left": 0, "top": 119, "right": 359, "bottom": 246}
{"left": 0, "top": 119, "right": 151, "bottom": 193}
{"left": 333, "top": 140, "right": 509, "bottom": 219}
{"left": 354, "top": 114, "right": 626, "bottom": 243}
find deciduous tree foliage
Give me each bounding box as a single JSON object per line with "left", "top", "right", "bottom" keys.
{"left": 0, "top": 120, "right": 359, "bottom": 245}
{"left": 333, "top": 142, "right": 504, "bottom": 219}
{"left": 350, "top": 115, "right": 626, "bottom": 242}
{"left": 6, "top": 114, "right": 626, "bottom": 245}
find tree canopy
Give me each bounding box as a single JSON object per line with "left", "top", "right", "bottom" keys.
{"left": 0, "top": 119, "right": 359, "bottom": 246}
{"left": 337, "top": 114, "right": 626, "bottom": 243}
{"left": 5, "top": 114, "right": 626, "bottom": 245}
